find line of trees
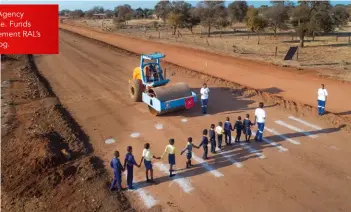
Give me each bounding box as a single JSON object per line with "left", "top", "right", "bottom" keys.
{"left": 59, "top": 1, "right": 351, "bottom": 47}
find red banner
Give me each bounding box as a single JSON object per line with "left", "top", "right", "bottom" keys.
{"left": 0, "top": 5, "right": 59, "bottom": 54}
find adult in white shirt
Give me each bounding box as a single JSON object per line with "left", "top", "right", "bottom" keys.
{"left": 317, "top": 84, "right": 328, "bottom": 116}
{"left": 200, "top": 83, "right": 210, "bottom": 115}
{"left": 254, "top": 102, "right": 266, "bottom": 142}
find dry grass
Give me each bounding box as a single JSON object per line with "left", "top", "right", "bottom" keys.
{"left": 66, "top": 18, "right": 351, "bottom": 82}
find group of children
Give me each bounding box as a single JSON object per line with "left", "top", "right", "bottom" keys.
{"left": 110, "top": 114, "right": 257, "bottom": 191}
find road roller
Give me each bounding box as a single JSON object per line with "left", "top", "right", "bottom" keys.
{"left": 128, "top": 53, "right": 197, "bottom": 115}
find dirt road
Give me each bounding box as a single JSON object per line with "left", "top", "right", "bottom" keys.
{"left": 60, "top": 23, "right": 351, "bottom": 119}
{"left": 34, "top": 30, "right": 351, "bottom": 211}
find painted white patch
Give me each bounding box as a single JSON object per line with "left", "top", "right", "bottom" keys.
{"left": 329, "top": 146, "right": 338, "bottom": 150}
{"left": 265, "top": 127, "right": 301, "bottom": 145}
{"left": 153, "top": 162, "right": 194, "bottom": 193}
{"left": 192, "top": 154, "right": 224, "bottom": 177}
{"left": 130, "top": 132, "right": 140, "bottom": 138}
{"left": 181, "top": 118, "right": 188, "bottom": 123}
{"left": 155, "top": 123, "right": 164, "bottom": 130}
{"left": 239, "top": 143, "right": 266, "bottom": 159}
{"left": 288, "top": 116, "right": 322, "bottom": 130}
{"left": 133, "top": 187, "right": 158, "bottom": 208}
{"left": 104, "top": 138, "right": 115, "bottom": 144}
{"left": 275, "top": 120, "right": 318, "bottom": 138}
{"left": 217, "top": 151, "right": 243, "bottom": 168}
{"left": 252, "top": 132, "right": 288, "bottom": 152}
{"left": 122, "top": 173, "right": 157, "bottom": 208}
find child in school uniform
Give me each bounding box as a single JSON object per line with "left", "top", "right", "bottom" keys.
{"left": 215, "top": 122, "right": 224, "bottom": 149}
{"left": 243, "top": 114, "right": 254, "bottom": 142}
{"left": 234, "top": 116, "right": 243, "bottom": 143}
{"left": 161, "top": 138, "right": 177, "bottom": 177}
{"left": 209, "top": 124, "right": 216, "bottom": 153}
{"left": 139, "top": 143, "right": 161, "bottom": 183}
{"left": 198, "top": 129, "right": 209, "bottom": 160}
{"left": 124, "top": 146, "right": 140, "bottom": 190}
{"left": 181, "top": 137, "right": 199, "bottom": 168}
{"left": 224, "top": 117, "right": 234, "bottom": 145}
{"left": 110, "top": 151, "right": 125, "bottom": 191}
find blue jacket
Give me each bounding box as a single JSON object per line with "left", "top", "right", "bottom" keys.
{"left": 199, "top": 136, "right": 209, "bottom": 148}
{"left": 224, "top": 121, "right": 233, "bottom": 131}
{"left": 110, "top": 157, "right": 123, "bottom": 174}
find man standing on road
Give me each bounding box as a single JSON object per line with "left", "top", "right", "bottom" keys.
{"left": 317, "top": 84, "right": 328, "bottom": 116}
{"left": 200, "top": 83, "right": 210, "bottom": 115}
{"left": 254, "top": 102, "right": 266, "bottom": 142}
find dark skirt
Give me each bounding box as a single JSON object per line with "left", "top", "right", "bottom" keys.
{"left": 168, "top": 154, "right": 176, "bottom": 165}
{"left": 186, "top": 152, "right": 192, "bottom": 160}
{"left": 144, "top": 159, "right": 153, "bottom": 170}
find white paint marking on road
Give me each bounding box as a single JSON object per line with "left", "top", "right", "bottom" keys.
{"left": 192, "top": 154, "right": 224, "bottom": 177}
{"left": 217, "top": 151, "right": 243, "bottom": 168}
{"left": 133, "top": 187, "right": 158, "bottom": 208}
{"left": 154, "top": 162, "right": 194, "bottom": 193}
{"left": 181, "top": 118, "right": 188, "bottom": 123}
{"left": 265, "top": 127, "right": 301, "bottom": 145}
{"left": 104, "top": 138, "right": 115, "bottom": 144}
{"left": 275, "top": 120, "right": 318, "bottom": 138}
{"left": 252, "top": 132, "right": 288, "bottom": 152}
{"left": 122, "top": 173, "right": 158, "bottom": 208}
{"left": 239, "top": 143, "right": 266, "bottom": 159}
{"left": 288, "top": 116, "right": 322, "bottom": 130}
{"left": 329, "top": 145, "right": 338, "bottom": 150}
{"left": 130, "top": 132, "right": 140, "bottom": 138}
{"left": 155, "top": 123, "right": 164, "bottom": 130}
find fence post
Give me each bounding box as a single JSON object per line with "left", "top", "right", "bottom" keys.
{"left": 275, "top": 46, "right": 278, "bottom": 57}
{"left": 296, "top": 48, "right": 299, "bottom": 61}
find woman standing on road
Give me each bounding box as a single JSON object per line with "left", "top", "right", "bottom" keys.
{"left": 200, "top": 83, "right": 210, "bottom": 115}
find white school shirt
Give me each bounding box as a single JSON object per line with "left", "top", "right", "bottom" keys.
{"left": 317, "top": 88, "right": 328, "bottom": 101}
{"left": 200, "top": 87, "right": 210, "bottom": 100}
{"left": 255, "top": 108, "right": 266, "bottom": 123}
{"left": 142, "top": 149, "right": 153, "bottom": 161}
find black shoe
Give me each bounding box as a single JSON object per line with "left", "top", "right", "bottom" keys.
{"left": 146, "top": 179, "right": 151, "bottom": 183}
{"left": 169, "top": 174, "right": 176, "bottom": 177}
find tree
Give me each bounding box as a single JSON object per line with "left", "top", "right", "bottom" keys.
{"left": 332, "top": 5, "right": 350, "bottom": 27}
{"left": 115, "top": 4, "right": 134, "bottom": 24}
{"left": 143, "top": 8, "right": 154, "bottom": 18}
{"left": 135, "top": 8, "right": 145, "bottom": 19}
{"left": 91, "top": 6, "right": 104, "bottom": 14}
{"left": 167, "top": 1, "right": 192, "bottom": 35}
{"left": 245, "top": 8, "right": 268, "bottom": 44}
{"left": 155, "top": 0, "right": 171, "bottom": 24}
{"left": 105, "top": 9, "right": 114, "bottom": 18}
{"left": 228, "top": 1, "right": 248, "bottom": 23}
{"left": 196, "top": 1, "right": 228, "bottom": 37}
{"left": 263, "top": 3, "right": 289, "bottom": 37}
{"left": 59, "top": 9, "right": 71, "bottom": 16}
{"left": 184, "top": 7, "right": 201, "bottom": 33}
{"left": 291, "top": 1, "right": 335, "bottom": 47}
{"left": 85, "top": 10, "right": 94, "bottom": 18}
{"left": 70, "top": 9, "right": 85, "bottom": 18}
{"left": 168, "top": 12, "right": 183, "bottom": 35}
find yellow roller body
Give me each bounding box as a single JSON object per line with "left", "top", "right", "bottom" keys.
{"left": 132, "top": 67, "right": 141, "bottom": 80}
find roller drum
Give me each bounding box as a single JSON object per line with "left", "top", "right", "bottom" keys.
{"left": 149, "top": 82, "right": 192, "bottom": 102}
